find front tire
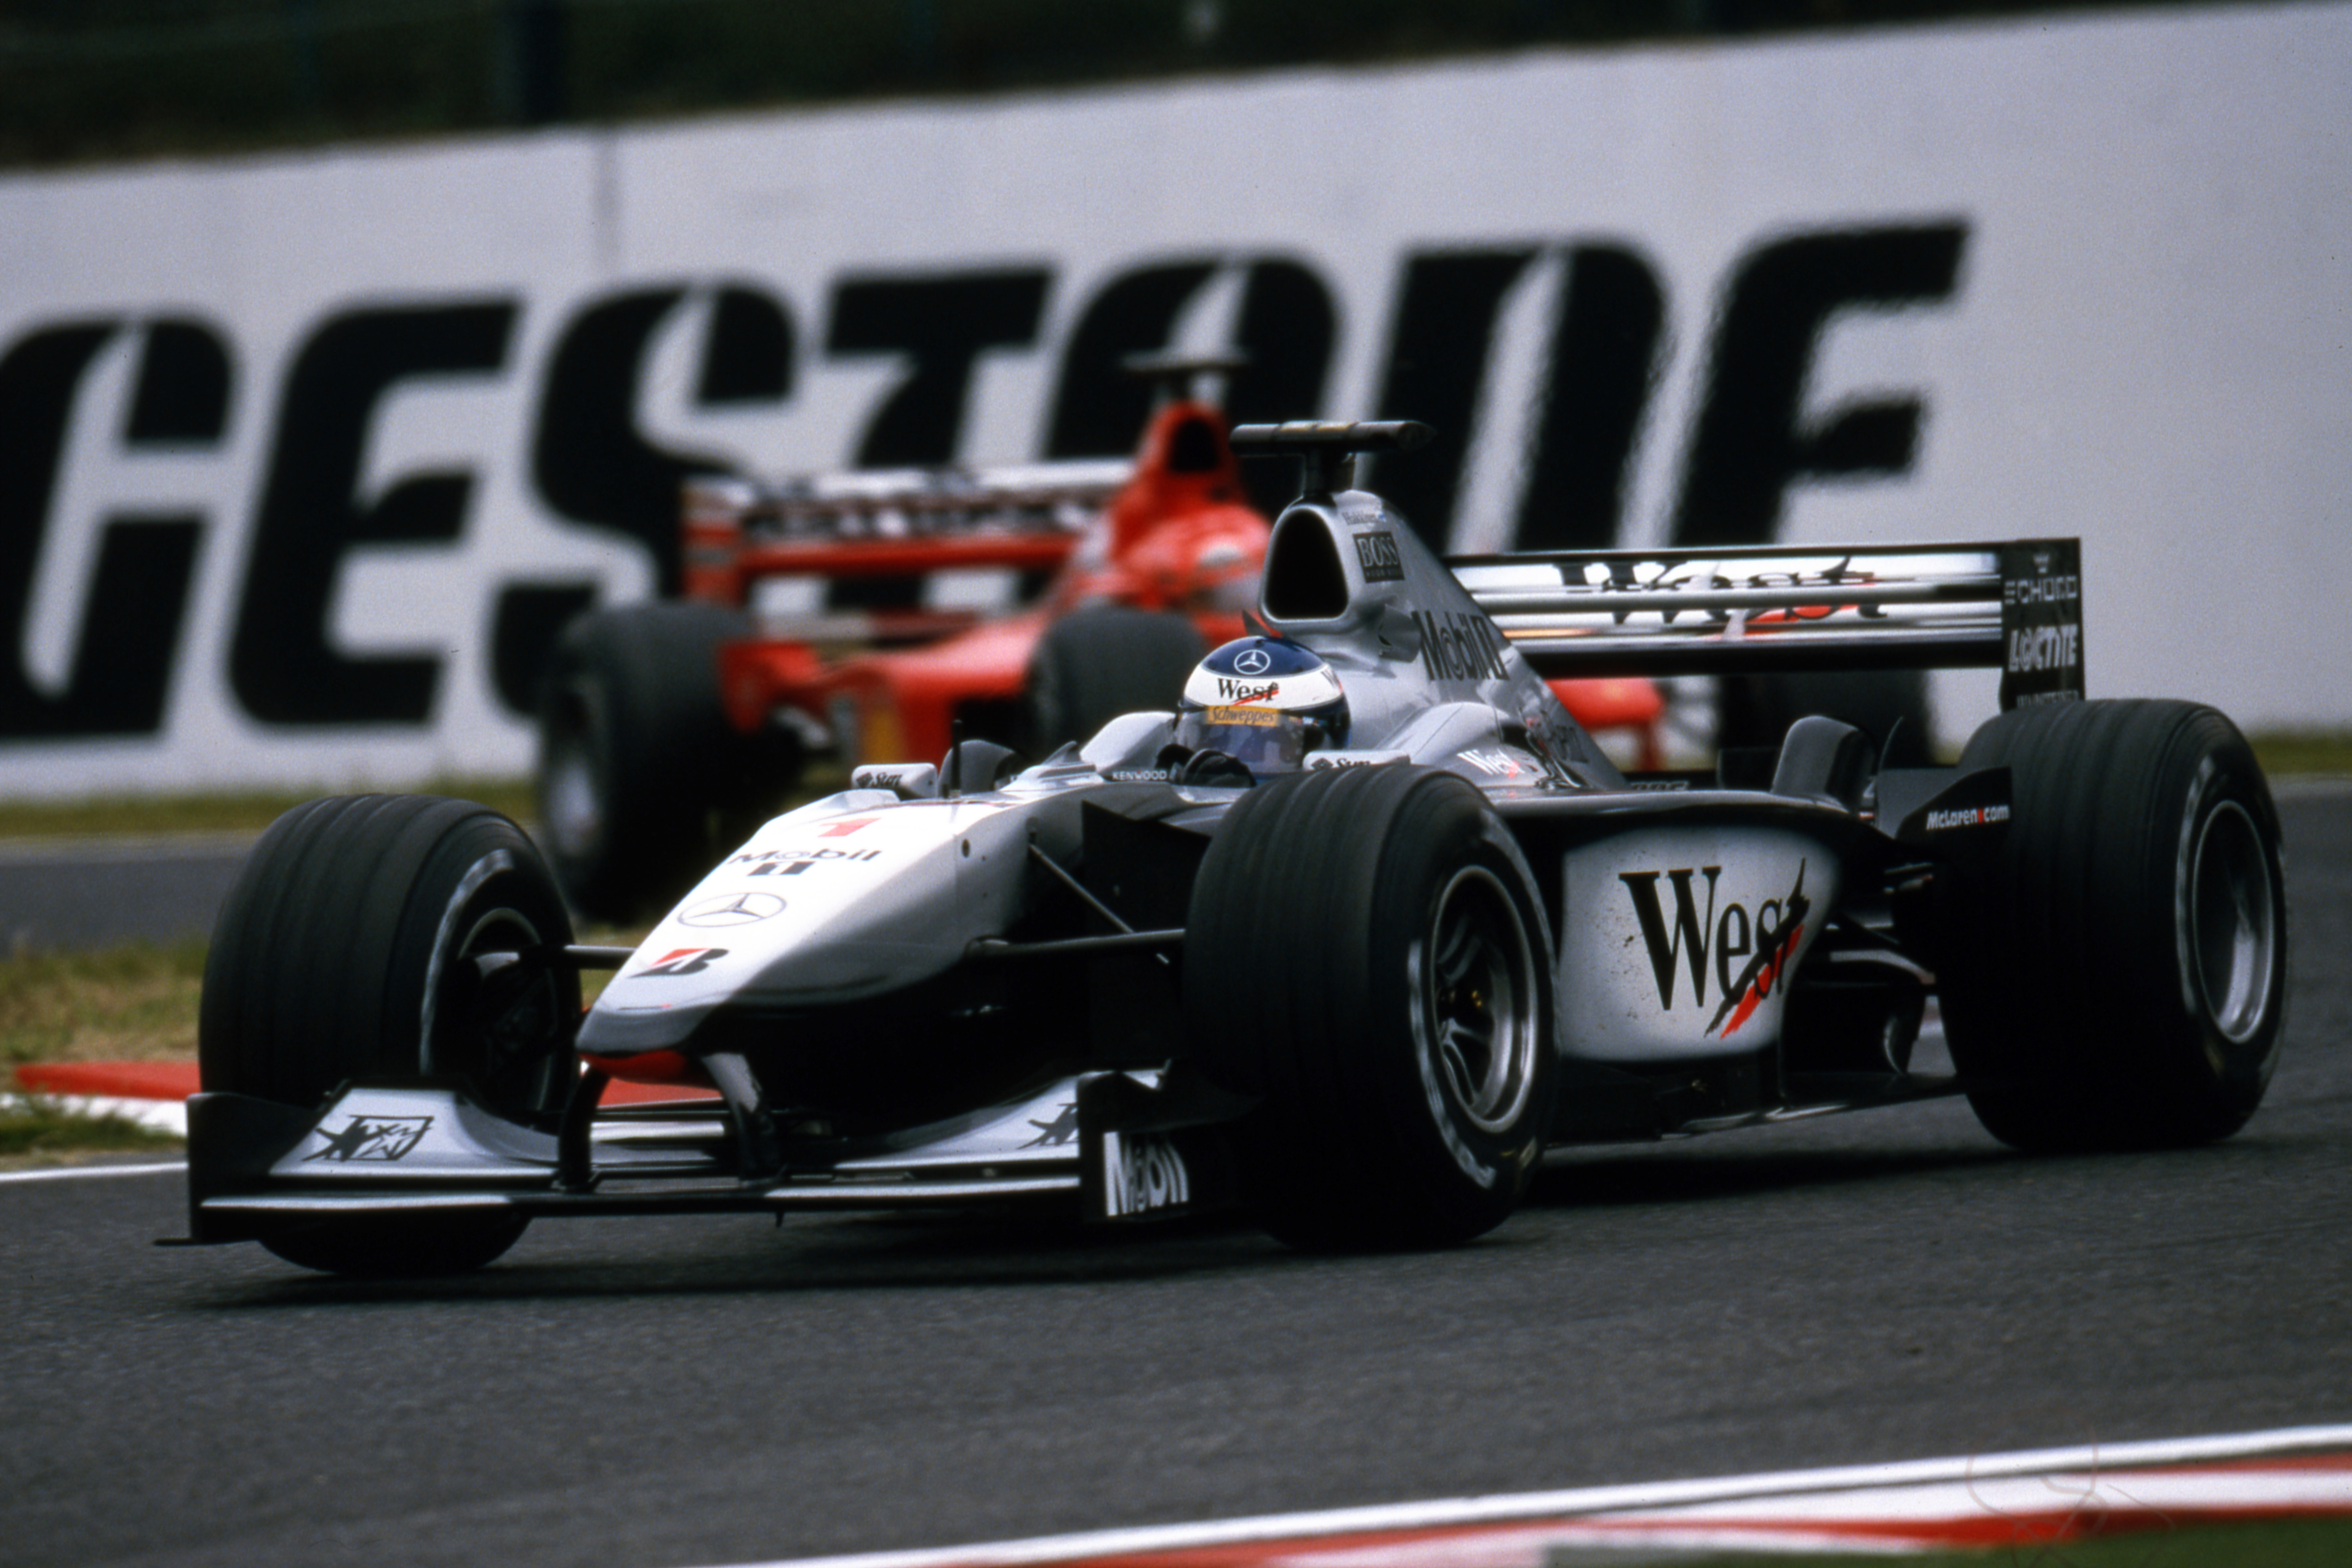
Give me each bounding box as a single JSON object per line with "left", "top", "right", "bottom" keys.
{"left": 201, "top": 795, "right": 581, "bottom": 1274}
{"left": 1934, "top": 699, "right": 2287, "bottom": 1151}
{"left": 1185, "top": 766, "right": 1554, "bottom": 1250}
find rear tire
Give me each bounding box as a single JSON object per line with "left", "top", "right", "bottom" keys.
{"left": 1186, "top": 767, "right": 1554, "bottom": 1250}
{"left": 1934, "top": 699, "right": 2287, "bottom": 1151}
{"left": 535, "top": 602, "right": 794, "bottom": 923}
{"left": 201, "top": 795, "right": 580, "bottom": 1275}
{"left": 1023, "top": 604, "right": 1205, "bottom": 754}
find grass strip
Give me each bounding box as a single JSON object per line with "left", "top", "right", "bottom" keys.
{"left": 0, "top": 777, "right": 539, "bottom": 840}
{"left": 0, "top": 1093, "right": 183, "bottom": 1167}
{"left": 1, "top": 937, "right": 207, "bottom": 1070}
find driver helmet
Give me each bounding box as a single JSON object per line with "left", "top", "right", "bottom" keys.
{"left": 1172, "top": 636, "right": 1350, "bottom": 773}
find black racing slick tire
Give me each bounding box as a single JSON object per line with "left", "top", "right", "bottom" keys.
{"left": 1185, "top": 766, "right": 1555, "bottom": 1250}
{"left": 535, "top": 601, "right": 792, "bottom": 924}
{"left": 1022, "top": 603, "right": 1206, "bottom": 755}
{"left": 1934, "top": 699, "right": 2287, "bottom": 1152}
{"left": 200, "top": 795, "right": 582, "bottom": 1275}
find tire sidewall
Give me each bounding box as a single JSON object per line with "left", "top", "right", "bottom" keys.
{"left": 2155, "top": 734, "right": 2288, "bottom": 1120}
{"left": 1367, "top": 782, "right": 1554, "bottom": 1206}
{"left": 399, "top": 815, "right": 582, "bottom": 1127}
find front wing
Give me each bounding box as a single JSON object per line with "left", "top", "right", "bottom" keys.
{"left": 176, "top": 1070, "right": 1243, "bottom": 1246}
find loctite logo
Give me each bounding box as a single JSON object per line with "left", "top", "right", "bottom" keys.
{"left": 1618, "top": 861, "right": 1812, "bottom": 1038}
{"left": 2007, "top": 623, "right": 2081, "bottom": 673}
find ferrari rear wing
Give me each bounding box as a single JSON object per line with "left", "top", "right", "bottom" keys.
{"left": 1451, "top": 538, "right": 2084, "bottom": 710}
{"left": 682, "top": 458, "right": 1131, "bottom": 604}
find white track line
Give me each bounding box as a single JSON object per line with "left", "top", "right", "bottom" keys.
{"left": 692, "top": 1424, "right": 2352, "bottom": 1568}
{"left": 0, "top": 1159, "right": 186, "bottom": 1185}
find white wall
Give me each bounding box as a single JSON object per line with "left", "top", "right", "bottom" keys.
{"left": 2, "top": 2, "right": 2345, "bottom": 794}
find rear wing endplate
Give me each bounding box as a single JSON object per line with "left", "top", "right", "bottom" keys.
{"left": 1451, "top": 538, "right": 2084, "bottom": 710}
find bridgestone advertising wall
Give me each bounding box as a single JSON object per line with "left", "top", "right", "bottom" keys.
{"left": 2, "top": 2, "right": 2346, "bottom": 795}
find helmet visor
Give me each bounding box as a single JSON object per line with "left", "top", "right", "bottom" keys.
{"left": 1173, "top": 704, "right": 1308, "bottom": 773}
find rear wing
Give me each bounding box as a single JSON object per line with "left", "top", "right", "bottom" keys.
{"left": 682, "top": 459, "right": 1130, "bottom": 605}
{"left": 1451, "top": 539, "right": 2083, "bottom": 710}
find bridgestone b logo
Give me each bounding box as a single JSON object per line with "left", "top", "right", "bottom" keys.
{"left": 1417, "top": 610, "right": 1507, "bottom": 683}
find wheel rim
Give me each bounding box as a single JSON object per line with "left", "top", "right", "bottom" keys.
{"left": 2190, "top": 799, "right": 2278, "bottom": 1045}
{"left": 1420, "top": 865, "right": 1542, "bottom": 1133}
{"left": 430, "top": 902, "right": 573, "bottom": 1121}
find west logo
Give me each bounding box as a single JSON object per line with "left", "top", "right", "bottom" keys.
{"left": 1619, "top": 862, "right": 1812, "bottom": 1038}
{"left": 1215, "top": 678, "right": 1278, "bottom": 703}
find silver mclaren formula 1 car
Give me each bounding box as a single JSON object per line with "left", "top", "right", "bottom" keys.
{"left": 178, "top": 421, "right": 2288, "bottom": 1275}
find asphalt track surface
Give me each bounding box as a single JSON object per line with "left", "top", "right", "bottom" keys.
{"left": 3, "top": 786, "right": 2348, "bottom": 1568}
{"left": 0, "top": 832, "right": 254, "bottom": 952}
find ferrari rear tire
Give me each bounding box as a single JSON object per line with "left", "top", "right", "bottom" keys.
{"left": 536, "top": 601, "right": 790, "bottom": 923}
{"left": 1935, "top": 699, "right": 2287, "bottom": 1151}
{"left": 1186, "top": 766, "right": 1554, "bottom": 1250}
{"left": 201, "top": 795, "right": 581, "bottom": 1274}
{"left": 1022, "top": 603, "right": 1205, "bottom": 755}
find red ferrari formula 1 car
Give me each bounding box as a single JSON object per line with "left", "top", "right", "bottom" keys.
{"left": 535, "top": 373, "right": 1668, "bottom": 923}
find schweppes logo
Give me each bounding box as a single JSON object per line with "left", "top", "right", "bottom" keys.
{"left": 1618, "top": 861, "right": 1811, "bottom": 1038}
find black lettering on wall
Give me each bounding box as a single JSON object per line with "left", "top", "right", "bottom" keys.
{"left": 0, "top": 319, "right": 225, "bottom": 739}
{"left": 1219, "top": 259, "right": 1338, "bottom": 433}
{"left": 125, "top": 319, "right": 236, "bottom": 446}
{"left": 1045, "top": 261, "right": 1217, "bottom": 458}
{"left": 1515, "top": 244, "right": 1666, "bottom": 553}
{"left": 234, "top": 302, "right": 515, "bottom": 726}
{"left": 533, "top": 284, "right": 794, "bottom": 597}
{"left": 1370, "top": 249, "right": 1538, "bottom": 550}
{"left": 1046, "top": 257, "right": 1336, "bottom": 515}
{"left": 827, "top": 269, "right": 1051, "bottom": 467}
{"left": 1670, "top": 223, "right": 1968, "bottom": 547}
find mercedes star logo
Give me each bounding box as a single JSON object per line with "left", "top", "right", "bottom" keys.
{"left": 1233, "top": 647, "right": 1273, "bottom": 675}
{"left": 678, "top": 891, "right": 787, "bottom": 927}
